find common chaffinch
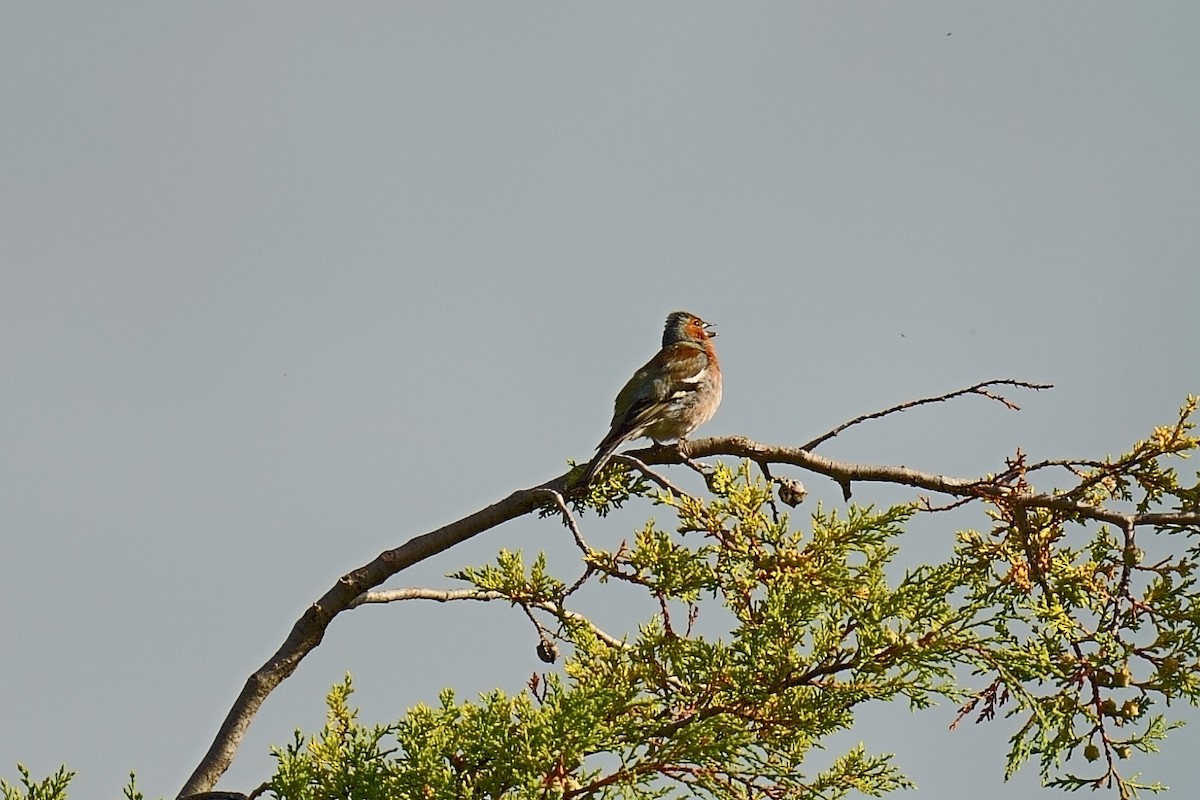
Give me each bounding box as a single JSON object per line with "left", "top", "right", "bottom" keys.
{"left": 583, "top": 311, "right": 723, "bottom": 484}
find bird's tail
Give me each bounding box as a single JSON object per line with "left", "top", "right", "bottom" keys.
{"left": 581, "top": 433, "right": 629, "bottom": 485}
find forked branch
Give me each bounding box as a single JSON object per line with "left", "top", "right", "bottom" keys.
{"left": 800, "top": 379, "right": 1052, "bottom": 451}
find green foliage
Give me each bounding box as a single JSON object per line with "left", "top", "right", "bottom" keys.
{"left": 14, "top": 402, "right": 1197, "bottom": 799}
{"left": 0, "top": 766, "right": 152, "bottom": 800}
{"left": 451, "top": 551, "right": 565, "bottom": 605}
{"left": 566, "top": 459, "right": 652, "bottom": 517}
{"left": 949, "top": 398, "right": 1200, "bottom": 797}
{"left": 121, "top": 773, "right": 152, "bottom": 800}
{"left": 271, "top": 677, "right": 401, "bottom": 800}
{"left": 270, "top": 401, "right": 1200, "bottom": 799}
{"left": 0, "top": 766, "right": 73, "bottom": 800}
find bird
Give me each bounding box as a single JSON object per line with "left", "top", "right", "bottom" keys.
{"left": 582, "top": 310, "right": 722, "bottom": 484}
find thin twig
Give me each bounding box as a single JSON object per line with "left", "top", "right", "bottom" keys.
{"left": 516, "top": 601, "right": 558, "bottom": 661}
{"left": 564, "top": 566, "right": 596, "bottom": 598}
{"left": 1106, "top": 519, "right": 1138, "bottom": 634}
{"left": 800, "top": 379, "right": 1053, "bottom": 451}
{"left": 917, "top": 495, "right": 977, "bottom": 513}
{"left": 674, "top": 441, "right": 715, "bottom": 481}
{"left": 534, "top": 487, "right": 591, "bottom": 553}
{"left": 752, "top": 459, "right": 783, "bottom": 522}
{"left": 614, "top": 454, "right": 697, "bottom": 502}
{"left": 351, "top": 586, "right": 629, "bottom": 652}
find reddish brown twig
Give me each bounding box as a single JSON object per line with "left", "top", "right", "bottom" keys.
{"left": 800, "top": 379, "right": 1052, "bottom": 451}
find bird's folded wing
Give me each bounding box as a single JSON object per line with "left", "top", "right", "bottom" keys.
{"left": 611, "top": 343, "right": 709, "bottom": 430}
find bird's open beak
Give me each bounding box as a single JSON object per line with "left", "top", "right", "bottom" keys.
{"left": 704, "top": 321, "right": 718, "bottom": 337}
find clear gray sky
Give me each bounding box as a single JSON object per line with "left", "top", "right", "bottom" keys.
{"left": 2, "top": 4, "right": 1197, "bottom": 798}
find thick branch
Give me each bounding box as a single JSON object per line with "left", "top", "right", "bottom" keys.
{"left": 178, "top": 481, "right": 564, "bottom": 798}
{"left": 653, "top": 436, "right": 1200, "bottom": 529}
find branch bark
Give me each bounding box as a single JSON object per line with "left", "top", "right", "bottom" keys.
{"left": 178, "top": 428, "right": 1199, "bottom": 798}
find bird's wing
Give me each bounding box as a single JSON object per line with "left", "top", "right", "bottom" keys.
{"left": 602, "top": 342, "right": 709, "bottom": 441}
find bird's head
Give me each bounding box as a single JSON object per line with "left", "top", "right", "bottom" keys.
{"left": 663, "top": 311, "right": 716, "bottom": 346}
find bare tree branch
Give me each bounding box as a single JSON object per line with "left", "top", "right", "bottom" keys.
{"left": 667, "top": 436, "right": 1198, "bottom": 528}
{"left": 800, "top": 379, "right": 1052, "bottom": 452}
{"left": 348, "top": 586, "right": 499, "bottom": 608}
{"left": 351, "top": 587, "right": 629, "bottom": 651}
